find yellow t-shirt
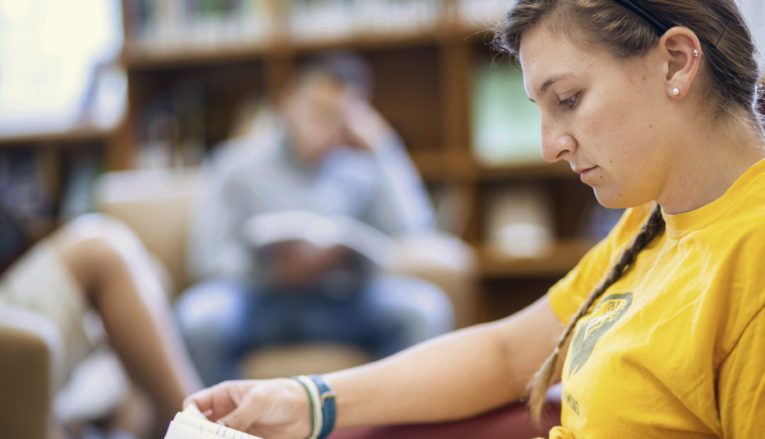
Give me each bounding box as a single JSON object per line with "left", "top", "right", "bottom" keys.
{"left": 546, "top": 159, "right": 765, "bottom": 438}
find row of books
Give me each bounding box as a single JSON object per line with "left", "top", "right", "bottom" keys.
{"left": 0, "top": 150, "right": 54, "bottom": 233}
{"left": 125, "top": 0, "right": 509, "bottom": 53}
{"left": 135, "top": 79, "right": 208, "bottom": 169}
{"left": 127, "top": 0, "right": 278, "bottom": 51}
{"left": 289, "top": 0, "right": 441, "bottom": 42}
{"left": 0, "top": 147, "right": 103, "bottom": 238}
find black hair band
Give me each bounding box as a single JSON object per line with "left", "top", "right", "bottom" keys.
{"left": 613, "top": 0, "right": 670, "bottom": 35}
{"left": 614, "top": 0, "right": 729, "bottom": 48}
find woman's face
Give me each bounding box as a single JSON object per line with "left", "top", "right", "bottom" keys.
{"left": 520, "top": 24, "right": 678, "bottom": 209}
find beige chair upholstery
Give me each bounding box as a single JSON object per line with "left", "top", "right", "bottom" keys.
{"left": 0, "top": 306, "right": 63, "bottom": 439}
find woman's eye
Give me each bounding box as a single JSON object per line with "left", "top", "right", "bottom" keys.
{"left": 558, "top": 93, "right": 580, "bottom": 109}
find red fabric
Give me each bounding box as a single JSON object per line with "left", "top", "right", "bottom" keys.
{"left": 330, "top": 400, "right": 561, "bottom": 439}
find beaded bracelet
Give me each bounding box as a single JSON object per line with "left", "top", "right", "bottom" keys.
{"left": 293, "top": 375, "right": 337, "bottom": 439}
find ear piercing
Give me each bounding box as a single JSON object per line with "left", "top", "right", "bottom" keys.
{"left": 670, "top": 51, "right": 698, "bottom": 98}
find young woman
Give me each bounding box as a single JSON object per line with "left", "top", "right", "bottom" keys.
{"left": 184, "top": 1, "right": 765, "bottom": 437}
{"left": 0, "top": 209, "right": 201, "bottom": 435}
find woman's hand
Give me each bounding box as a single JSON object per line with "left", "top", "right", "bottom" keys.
{"left": 184, "top": 378, "right": 311, "bottom": 439}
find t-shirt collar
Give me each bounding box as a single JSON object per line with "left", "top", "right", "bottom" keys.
{"left": 662, "top": 158, "right": 765, "bottom": 237}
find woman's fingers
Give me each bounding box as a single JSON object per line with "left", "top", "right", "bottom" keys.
{"left": 183, "top": 381, "right": 241, "bottom": 419}
{"left": 218, "top": 398, "right": 256, "bottom": 430}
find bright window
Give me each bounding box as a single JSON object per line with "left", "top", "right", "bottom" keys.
{"left": 0, "top": 0, "right": 123, "bottom": 134}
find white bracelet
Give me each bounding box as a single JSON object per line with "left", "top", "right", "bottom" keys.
{"left": 294, "top": 375, "right": 323, "bottom": 439}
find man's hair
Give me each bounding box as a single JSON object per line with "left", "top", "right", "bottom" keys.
{"left": 296, "top": 51, "right": 374, "bottom": 100}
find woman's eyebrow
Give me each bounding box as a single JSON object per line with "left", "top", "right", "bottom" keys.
{"left": 540, "top": 73, "right": 575, "bottom": 94}
{"left": 530, "top": 73, "right": 575, "bottom": 102}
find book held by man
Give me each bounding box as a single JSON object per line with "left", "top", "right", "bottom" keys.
{"left": 242, "top": 209, "right": 394, "bottom": 267}
{"left": 164, "top": 404, "right": 263, "bottom": 439}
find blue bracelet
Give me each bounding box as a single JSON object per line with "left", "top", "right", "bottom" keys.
{"left": 309, "top": 375, "right": 337, "bottom": 439}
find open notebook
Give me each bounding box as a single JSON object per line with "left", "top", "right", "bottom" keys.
{"left": 164, "top": 404, "right": 263, "bottom": 439}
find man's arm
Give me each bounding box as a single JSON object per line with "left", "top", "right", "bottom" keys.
{"left": 342, "top": 98, "right": 436, "bottom": 236}
{"left": 188, "top": 150, "right": 252, "bottom": 280}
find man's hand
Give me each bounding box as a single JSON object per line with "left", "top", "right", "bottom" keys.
{"left": 268, "top": 242, "right": 349, "bottom": 289}
{"left": 341, "top": 96, "right": 394, "bottom": 152}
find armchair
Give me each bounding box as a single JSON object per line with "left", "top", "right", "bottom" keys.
{"left": 94, "top": 167, "right": 479, "bottom": 377}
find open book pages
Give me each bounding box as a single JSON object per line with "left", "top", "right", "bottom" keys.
{"left": 164, "top": 404, "right": 263, "bottom": 439}
{"left": 242, "top": 210, "right": 395, "bottom": 266}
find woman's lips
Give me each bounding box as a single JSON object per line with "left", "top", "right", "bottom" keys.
{"left": 579, "top": 166, "right": 597, "bottom": 183}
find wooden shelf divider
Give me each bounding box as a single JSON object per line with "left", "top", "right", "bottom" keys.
{"left": 479, "top": 239, "right": 595, "bottom": 279}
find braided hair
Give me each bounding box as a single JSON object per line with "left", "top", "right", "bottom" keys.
{"left": 528, "top": 205, "right": 665, "bottom": 421}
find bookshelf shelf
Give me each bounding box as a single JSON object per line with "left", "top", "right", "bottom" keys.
{"left": 410, "top": 150, "right": 450, "bottom": 182}
{"left": 478, "top": 239, "right": 595, "bottom": 279}
{"left": 124, "top": 30, "right": 459, "bottom": 72}
{"left": 477, "top": 161, "right": 575, "bottom": 180}
{"left": 0, "top": 125, "right": 115, "bottom": 148}
{"left": 287, "top": 29, "right": 447, "bottom": 53}
{"left": 124, "top": 43, "right": 272, "bottom": 70}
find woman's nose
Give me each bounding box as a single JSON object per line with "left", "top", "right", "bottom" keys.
{"left": 541, "top": 122, "right": 576, "bottom": 163}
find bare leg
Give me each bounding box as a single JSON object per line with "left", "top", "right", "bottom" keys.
{"left": 49, "top": 214, "right": 202, "bottom": 422}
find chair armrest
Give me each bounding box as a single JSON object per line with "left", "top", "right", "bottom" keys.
{"left": 0, "top": 306, "right": 64, "bottom": 439}
{"left": 95, "top": 169, "right": 201, "bottom": 295}
{"left": 384, "top": 232, "right": 478, "bottom": 327}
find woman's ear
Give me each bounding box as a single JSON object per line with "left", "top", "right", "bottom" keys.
{"left": 659, "top": 27, "right": 703, "bottom": 100}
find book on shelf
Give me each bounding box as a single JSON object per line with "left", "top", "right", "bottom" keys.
{"left": 472, "top": 62, "right": 544, "bottom": 166}
{"left": 484, "top": 185, "right": 554, "bottom": 258}
{"left": 0, "top": 149, "right": 55, "bottom": 236}
{"left": 458, "top": 0, "right": 509, "bottom": 29}
{"left": 59, "top": 151, "right": 103, "bottom": 221}
{"left": 136, "top": 80, "right": 206, "bottom": 169}
{"left": 164, "top": 404, "right": 262, "bottom": 439}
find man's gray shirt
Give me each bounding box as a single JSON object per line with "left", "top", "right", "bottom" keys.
{"left": 188, "top": 121, "right": 436, "bottom": 281}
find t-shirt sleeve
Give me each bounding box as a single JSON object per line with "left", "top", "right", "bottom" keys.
{"left": 717, "top": 306, "right": 765, "bottom": 438}
{"left": 546, "top": 204, "right": 654, "bottom": 324}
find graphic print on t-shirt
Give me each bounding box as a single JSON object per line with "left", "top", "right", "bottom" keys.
{"left": 568, "top": 292, "right": 633, "bottom": 377}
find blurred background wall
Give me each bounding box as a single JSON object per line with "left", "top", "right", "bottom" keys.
{"left": 0, "top": 0, "right": 762, "bottom": 322}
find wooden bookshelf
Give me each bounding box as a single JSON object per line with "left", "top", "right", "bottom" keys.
{"left": 479, "top": 239, "right": 595, "bottom": 279}
{"left": 0, "top": 122, "right": 120, "bottom": 244}
{"left": 0, "top": 125, "right": 116, "bottom": 148}
{"left": 118, "top": 0, "right": 600, "bottom": 322}
{"left": 477, "top": 161, "right": 574, "bottom": 180}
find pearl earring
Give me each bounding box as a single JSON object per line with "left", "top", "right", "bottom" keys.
{"left": 672, "top": 87, "right": 681, "bottom": 96}
{"left": 692, "top": 49, "right": 700, "bottom": 58}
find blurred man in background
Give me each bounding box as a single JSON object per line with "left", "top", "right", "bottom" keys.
{"left": 176, "top": 52, "right": 454, "bottom": 386}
